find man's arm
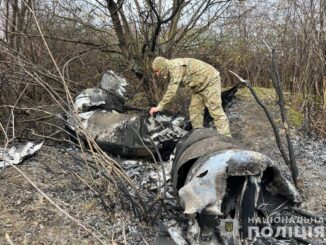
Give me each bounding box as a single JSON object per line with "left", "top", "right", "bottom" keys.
{"left": 157, "top": 66, "right": 184, "bottom": 111}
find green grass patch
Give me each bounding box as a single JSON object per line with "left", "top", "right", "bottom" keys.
{"left": 235, "top": 86, "right": 277, "bottom": 101}
{"left": 233, "top": 86, "right": 303, "bottom": 128}
{"left": 287, "top": 107, "right": 303, "bottom": 128}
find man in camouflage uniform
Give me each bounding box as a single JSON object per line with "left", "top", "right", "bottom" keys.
{"left": 149, "top": 56, "right": 231, "bottom": 137}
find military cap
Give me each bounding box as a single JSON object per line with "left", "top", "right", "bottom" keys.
{"left": 152, "top": 56, "right": 170, "bottom": 77}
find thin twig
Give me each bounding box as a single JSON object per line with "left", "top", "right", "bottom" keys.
{"left": 10, "top": 163, "right": 108, "bottom": 244}
{"left": 5, "top": 234, "right": 14, "bottom": 245}
{"left": 228, "top": 70, "right": 294, "bottom": 178}
{"left": 263, "top": 41, "right": 298, "bottom": 185}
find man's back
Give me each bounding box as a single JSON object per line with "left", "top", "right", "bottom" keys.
{"left": 169, "top": 58, "right": 219, "bottom": 92}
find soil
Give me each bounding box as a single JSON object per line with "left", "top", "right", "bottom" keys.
{"left": 0, "top": 87, "right": 325, "bottom": 244}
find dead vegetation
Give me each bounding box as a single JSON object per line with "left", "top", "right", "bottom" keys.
{"left": 1, "top": 0, "right": 326, "bottom": 134}
{"left": 0, "top": 0, "right": 326, "bottom": 244}
{"left": 1, "top": 84, "right": 325, "bottom": 244}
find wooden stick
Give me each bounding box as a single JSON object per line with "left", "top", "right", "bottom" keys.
{"left": 228, "top": 70, "right": 295, "bottom": 182}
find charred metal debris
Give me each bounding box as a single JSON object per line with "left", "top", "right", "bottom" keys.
{"left": 0, "top": 141, "right": 43, "bottom": 168}
{"left": 58, "top": 71, "right": 319, "bottom": 244}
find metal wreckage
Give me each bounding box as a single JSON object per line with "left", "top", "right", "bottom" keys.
{"left": 66, "top": 71, "right": 303, "bottom": 245}
{"left": 0, "top": 141, "right": 44, "bottom": 168}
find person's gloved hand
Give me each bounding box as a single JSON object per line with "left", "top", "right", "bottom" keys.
{"left": 149, "top": 107, "right": 159, "bottom": 116}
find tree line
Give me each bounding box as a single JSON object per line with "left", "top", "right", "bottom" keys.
{"left": 1, "top": 0, "right": 326, "bottom": 135}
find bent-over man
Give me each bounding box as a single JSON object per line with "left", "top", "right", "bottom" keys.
{"left": 149, "top": 56, "right": 231, "bottom": 137}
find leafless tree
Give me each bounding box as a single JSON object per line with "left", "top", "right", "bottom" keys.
{"left": 1, "top": 0, "right": 326, "bottom": 134}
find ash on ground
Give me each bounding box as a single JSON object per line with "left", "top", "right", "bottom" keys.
{"left": 1, "top": 91, "right": 325, "bottom": 244}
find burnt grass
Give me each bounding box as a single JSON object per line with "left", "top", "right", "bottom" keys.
{"left": 0, "top": 88, "right": 325, "bottom": 244}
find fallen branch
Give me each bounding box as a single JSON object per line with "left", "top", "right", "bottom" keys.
{"left": 0, "top": 120, "right": 108, "bottom": 243}
{"left": 4, "top": 0, "right": 149, "bottom": 225}
{"left": 130, "top": 127, "right": 167, "bottom": 222}
{"left": 263, "top": 41, "right": 298, "bottom": 185}
{"left": 228, "top": 70, "right": 297, "bottom": 186}
{"left": 5, "top": 234, "right": 14, "bottom": 245}
{"left": 149, "top": 142, "right": 167, "bottom": 225}
{"left": 39, "top": 152, "right": 114, "bottom": 213}
{"left": 61, "top": 148, "right": 146, "bottom": 219}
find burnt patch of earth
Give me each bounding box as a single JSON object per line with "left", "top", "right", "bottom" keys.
{"left": 0, "top": 87, "right": 325, "bottom": 244}
{"left": 0, "top": 147, "right": 157, "bottom": 244}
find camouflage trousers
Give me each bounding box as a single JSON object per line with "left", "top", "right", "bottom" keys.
{"left": 189, "top": 75, "right": 231, "bottom": 137}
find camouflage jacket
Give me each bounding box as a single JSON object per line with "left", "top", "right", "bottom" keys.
{"left": 157, "top": 58, "right": 220, "bottom": 110}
